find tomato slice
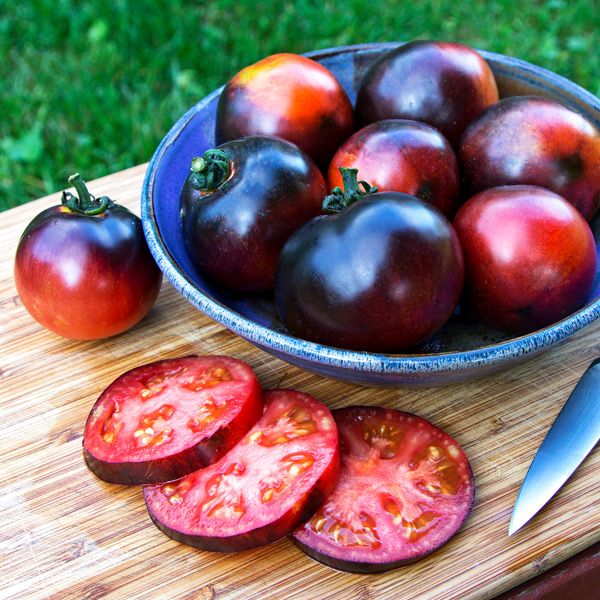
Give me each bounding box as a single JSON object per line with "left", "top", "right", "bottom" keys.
{"left": 292, "top": 406, "right": 474, "bottom": 573}
{"left": 83, "top": 356, "right": 262, "bottom": 485}
{"left": 144, "top": 389, "right": 340, "bottom": 552}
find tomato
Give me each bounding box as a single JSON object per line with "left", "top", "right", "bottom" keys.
{"left": 144, "top": 389, "right": 339, "bottom": 552}
{"left": 355, "top": 41, "right": 499, "bottom": 147}
{"left": 14, "top": 174, "right": 162, "bottom": 340}
{"left": 293, "top": 406, "right": 475, "bottom": 573}
{"left": 215, "top": 53, "right": 354, "bottom": 166}
{"left": 459, "top": 96, "right": 600, "bottom": 221}
{"left": 274, "top": 170, "right": 464, "bottom": 352}
{"left": 180, "top": 137, "right": 325, "bottom": 292}
{"left": 327, "top": 119, "right": 460, "bottom": 218}
{"left": 453, "top": 185, "right": 597, "bottom": 333}
{"left": 83, "top": 356, "right": 263, "bottom": 485}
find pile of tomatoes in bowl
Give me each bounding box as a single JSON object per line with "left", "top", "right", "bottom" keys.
{"left": 177, "top": 41, "right": 600, "bottom": 355}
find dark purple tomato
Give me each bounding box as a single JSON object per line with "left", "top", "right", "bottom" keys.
{"left": 144, "top": 389, "right": 340, "bottom": 552}
{"left": 327, "top": 119, "right": 460, "bottom": 218}
{"left": 180, "top": 136, "right": 326, "bottom": 292}
{"left": 453, "top": 185, "right": 597, "bottom": 333}
{"left": 459, "top": 96, "right": 600, "bottom": 221}
{"left": 14, "top": 174, "right": 162, "bottom": 340}
{"left": 355, "top": 41, "right": 499, "bottom": 147}
{"left": 274, "top": 185, "right": 464, "bottom": 352}
{"left": 83, "top": 356, "right": 263, "bottom": 485}
{"left": 293, "top": 406, "right": 475, "bottom": 573}
{"left": 216, "top": 53, "right": 354, "bottom": 167}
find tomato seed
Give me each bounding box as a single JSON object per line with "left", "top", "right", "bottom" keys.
{"left": 248, "top": 431, "right": 263, "bottom": 443}
{"left": 429, "top": 446, "right": 441, "bottom": 460}
{"left": 162, "top": 478, "right": 193, "bottom": 504}
{"left": 184, "top": 367, "right": 233, "bottom": 391}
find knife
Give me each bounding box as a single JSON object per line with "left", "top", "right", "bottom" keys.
{"left": 509, "top": 358, "right": 600, "bottom": 536}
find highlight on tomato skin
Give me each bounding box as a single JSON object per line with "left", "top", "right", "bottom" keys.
{"left": 215, "top": 53, "right": 354, "bottom": 167}
{"left": 292, "top": 406, "right": 475, "bottom": 573}
{"left": 144, "top": 389, "right": 340, "bottom": 553}
{"left": 83, "top": 356, "right": 263, "bottom": 485}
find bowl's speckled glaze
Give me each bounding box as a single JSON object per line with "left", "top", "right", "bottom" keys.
{"left": 141, "top": 43, "right": 600, "bottom": 386}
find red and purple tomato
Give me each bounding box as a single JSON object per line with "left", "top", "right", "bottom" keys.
{"left": 327, "top": 119, "right": 461, "bottom": 218}
{"left": 355, "top": 41, "right": 499, "bottom": 147}
{"left": 83, "top": 356, "right": 263, "bottom": 485}
{"left": 459, "top": 96, "right": 600, "bottom": 221}
{"left": 180, "top": 137, "right": 326, "bottom": 292}
{"left": 453, "top": 185, "right": 597, "bottom": 333}
{"left": 14, "top": 175, "right": 162, "bottom": 340}
{"left": 275, "top": 189, "right": 464, "bottom": 352}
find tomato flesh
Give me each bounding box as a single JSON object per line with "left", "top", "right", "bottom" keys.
{"left": 293, "top": 406, "right": 474, "bottom": 573}
{"left": 144, "top": 389, "right": 340, "bottom": 552}
{"left": 83, "top": 356, "right": 262, "bottom": 485}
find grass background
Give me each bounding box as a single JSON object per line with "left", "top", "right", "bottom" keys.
{"left": 1, "top": 0, "right": 598, "bottom": 211}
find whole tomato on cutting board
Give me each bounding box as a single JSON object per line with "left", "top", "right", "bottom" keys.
{"left": 14, "top": 174, "right": 162, "bottom": 340}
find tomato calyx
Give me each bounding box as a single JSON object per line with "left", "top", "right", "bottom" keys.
{"left": 61, "top": 173, "right": 114, "bottom": 216}
{"left": 188, "top": 149, "right": 231, "bottom": 192}
{"left": 322, "top": 166, "right": 377, "bottom": 214}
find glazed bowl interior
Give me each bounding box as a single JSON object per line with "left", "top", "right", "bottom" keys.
{"left": 142, "top": 43, "right": 600, "bottom": 386}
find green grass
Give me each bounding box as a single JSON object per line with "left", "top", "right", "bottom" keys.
{"left": 1, "top": 0, "right": 598, "bottom": 210}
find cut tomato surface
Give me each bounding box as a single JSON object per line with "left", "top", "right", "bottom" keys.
{"left": 293, "top": 406, "right": 474, "bottom": 573}
{"left": 144, "top": 389, "right": 340, "bottom": 552}
{"left": 83, "top": 356, "right": 262, "bottom": 485}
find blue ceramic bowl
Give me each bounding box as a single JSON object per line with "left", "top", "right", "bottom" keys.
{"left": 141, "top": 43, "right": 600, "bottom": 386}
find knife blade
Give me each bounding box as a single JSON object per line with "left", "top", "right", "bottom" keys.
{"left": 509, "top": 358, "right": 600, "bottom": 536}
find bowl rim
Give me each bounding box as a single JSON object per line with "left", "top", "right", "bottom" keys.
{"left": 141, "top": 42, "right": 600, "bottom": 375}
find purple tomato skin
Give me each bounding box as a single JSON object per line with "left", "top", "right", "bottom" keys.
{"left": 327, "top": 119, "right": 460, "bottom": 218}
{"left": 275, "top": 192, "right": 464, "bottom": 352}
{"left": 453, "top": 185, "right": 597, "bottom": 333}
{"left": 355, "top": 41, "right": 499, "bottom": 147}
{"left": 459, "top": 96, "right": 600, "bottom": 221}
{"left": 14, "top": 203, "right": 162, "bottom": 340}
{"left": 180, "top": 136, "right": 326, "bottom": 292}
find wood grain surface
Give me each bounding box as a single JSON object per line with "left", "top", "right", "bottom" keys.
{"left": 1, "top": 165, "right": 599, "bottom": 600}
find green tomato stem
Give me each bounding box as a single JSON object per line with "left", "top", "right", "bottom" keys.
{"left": 62, "top": 173, "right": 112, "bottom": 215}
{"left": 189, "top": 149, "right": 231, "bottom": 191}
{"left": 322, "top": 167, "right": 377, "bottom": 213}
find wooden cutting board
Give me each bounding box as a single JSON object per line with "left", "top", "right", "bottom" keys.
{"left": 1, "top": 165, "right": 598, "bottom": 600}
